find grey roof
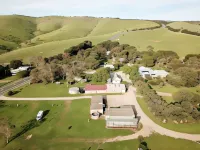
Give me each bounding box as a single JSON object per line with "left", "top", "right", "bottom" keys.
{"left": 106, "top": 118, "right": 139, "bottom": 123}
{"left": 105, "top": 106, "right": 135, "bottom": 117}
{"left": 90, "top": 96, "right": 103, "bottom": 110}
{"left": 69, "top": 87, "right": 79, "bottom": 91}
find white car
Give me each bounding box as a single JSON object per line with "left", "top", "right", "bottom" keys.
{"left": 36, "top": 110, "right": 44, "bottom": 121}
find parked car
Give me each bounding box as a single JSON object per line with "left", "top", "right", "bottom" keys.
{"left": 36, "top": 110, "right": 44, "bottom": 121}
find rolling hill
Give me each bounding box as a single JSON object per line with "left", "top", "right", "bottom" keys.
{"left": 0, "top": 15, "right": 199, "bottom": 63}
{"left": 167, "top": 22, "right": 200, "bottom": 35}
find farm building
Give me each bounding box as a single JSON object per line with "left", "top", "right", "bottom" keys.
{"left": 10, "top": 66, "right": 30, "bottom": 75}
{"left": 85, "top": 84, "right": 107, "bottom": 94}
{"left": 107, "top": 73, "right": 122, "bottom": 84}
{"left": 90, "top": 96, "right": 105, "bottom": 119}
{"left": 69, "top": 87, "right": 80, "bottom": 94}
{"left": 105, "top": 106, "right": 138, "bottom": 128}
{"left": 139, "top": 66, "right": 169, "bottom": 78}
{"left": 104, "top": 64, "right": 115, "bottom": 69}
{"left": 106, "top": 84, "right": 126, "bottom": 93}
{"left": 85, "top": 84, "right": 126, "bottom": 94}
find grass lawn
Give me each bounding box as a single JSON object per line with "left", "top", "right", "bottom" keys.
{"left": 151, "top": 84, "right": 180, "bottom": 93}
{"left": 101, "top": 134, "right": 200, "bottom": 150}
{"left": 11, "top": 82, "right": 84, "bottom": 97}
{"left": 152, "top": 84, "right": 200, "bottom": 95}
{"left": 162, "top": 96, "right": 174, "bottom": 103}
{"left": 137, "top": 98, "right": 200, "bottom": 134}
{"left": 8, "top": 81, "right": 121, "bottom": 98}
{"left": 119, "top": 28, "right": 200, "bottom": 58}
{"left": 0, "top": 99, "right": 132, "bottom": 150}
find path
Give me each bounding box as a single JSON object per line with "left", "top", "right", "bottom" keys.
{"left": 0, "top": 95, "right": 92, "bottom": 101}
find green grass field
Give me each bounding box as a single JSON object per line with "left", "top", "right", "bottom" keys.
{"left": 152, "top": 84, "right": 200, "bottom": 95}
{"left": 137, "top": 98, "right": 200, "bottom": 134}
{"left": 168, "top": 21, "right": 200, "bottom": 33}
{"left": 119, "top": 28, "right": 200, "bottom": 58}
{"left": 89, "top": 18, "right": 159, "bottom": 36}
{"left": 1, "top": 99, "right": 200, "bottom": 150}
{"left": 11, "top": 82, "right": 84, "bottom": 97}
{"left": 0, "top": 33, "right": 114, "bottom": 63}
{"left": 0, "top": 99, "right": 132, "bottom": 149}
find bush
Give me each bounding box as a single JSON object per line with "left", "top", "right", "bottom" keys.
{"left": 7, "top": 91, "right": 14, "bottom": 96}
{"left": 16, "top": 70, "right": 29, "bottom": 78}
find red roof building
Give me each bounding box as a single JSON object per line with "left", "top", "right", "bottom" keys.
{"left": 85, "top": 84, "right": 107, "bottom": 91}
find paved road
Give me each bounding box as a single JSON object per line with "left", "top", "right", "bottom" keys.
{"left": 0, "top": 77, "right": 30, "bottom": 96}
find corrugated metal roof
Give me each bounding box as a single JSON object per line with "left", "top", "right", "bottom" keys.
{"left": 105, "top": 106, "right": 135, "bottom": 117}
{"left": 106, "top": 118, "right": 138, "bottom": 123}
{"left": 90, "top": 96, "right": 103, "bottom": 110}
{"left": 85, "top": 84, "right": 107, "bottom": 91}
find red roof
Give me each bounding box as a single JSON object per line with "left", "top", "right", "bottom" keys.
{"left": 85, "top": 84, "right": 107, "bottom": 91}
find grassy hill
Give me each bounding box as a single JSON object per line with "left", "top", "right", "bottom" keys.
{"left": 0, "top": 15, "right": 200, "bottom": 63}
{"left": 31, "top": 17, "right": 99, "bottom": 44}
{"left": 119, "top": 28, "right": 200, "bottom": 58}
{"left": 89, "top": 18, "right": 159, "bottom": 36}
{"left": 167, "top": 22, "right": 200, "bottom": 34}
{"left": 0, "top": 15, "right": 36, "bottom": 53}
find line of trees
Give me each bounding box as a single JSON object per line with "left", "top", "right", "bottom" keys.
{"left": 135, "top": 80, "right": 200, "bottom": 121}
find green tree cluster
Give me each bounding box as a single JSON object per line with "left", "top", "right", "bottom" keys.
{"left": 135, "top": 81, "right": 200, "bottom": 121}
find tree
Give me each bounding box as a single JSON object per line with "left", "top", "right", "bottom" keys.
{"left": 142, "top": 56, "right": 155, "bottom": 67}
{"left": 92, "top": 68, "right": 110, "bottom": 83}
{"left": 174, "top": 67, "right": 199, "bottom": 87}
{"left": 0, "top": 118, "right": 12, "bottom": 144}
{"left": 147, "top": 45, "right": 154, "bottom": 52}
{"left": 16, "top": 70, "right": 29, "bottom": 78}
{"left": 166, "top": 74, "right": 185, "bottom": 87}
{"left": 10, "top": 60, "right": 23, "bottom": 69}
{"left": 173, "top": 90, "right": 194, "bottom": 103}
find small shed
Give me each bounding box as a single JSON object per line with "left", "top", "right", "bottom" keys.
{"left": 69, "top": 87, "right": 80, "bottom": 94}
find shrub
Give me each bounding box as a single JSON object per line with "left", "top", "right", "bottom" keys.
{"left": 7, "top": 91, "right": 14, "bottom": 96}
{"left": 17, "top": 70, "right": 29, "bottom": 78}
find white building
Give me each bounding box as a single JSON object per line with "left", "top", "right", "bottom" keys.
{"left": 69, "top": 87, "right": 80, "bottom": 94}
{"left": 107, "top": 73, "right": 122, "bottom": 84}
{"left": 106, "top": 51, "right": 111, "bottom": 56}
{"left": 106, "top": 84, "right": 126, "bottom": 93}
{"left": 104, "top": 64, "right": 115, "bottom": 69}
{"left": 139, "top": 66, "right": 169, "bottom": 78}
{"left": 11, "top": 66, "right": 30, "bottom": 76}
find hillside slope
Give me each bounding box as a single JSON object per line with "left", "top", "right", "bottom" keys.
{"left": 89, "top": 19, "right": 159, "bottom": 36}
{"left": 31, "top": 17, "right": 99, "bottom": 44}
{"left": 167, "top": 22, "right": 200, "bottom": 35}
{"left": 0, "top": 15, "right": 36, "bottom": 53}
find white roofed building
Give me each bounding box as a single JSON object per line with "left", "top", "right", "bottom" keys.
{"left": 139, "top": 66, "right": 169, "bottom": 78}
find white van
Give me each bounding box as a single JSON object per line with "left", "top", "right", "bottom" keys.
{"left": 36, "top": 110, "right": 44, "bottom": 121}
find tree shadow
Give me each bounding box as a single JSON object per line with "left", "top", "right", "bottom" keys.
{"left": 9, "top": 119, "right": 45, "bottom": 143}
{"left": 0, "top": 100, "right": 5, "bottom": 107}
{"left": 42, "top": 110, "right": 50, "bottom": 119}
